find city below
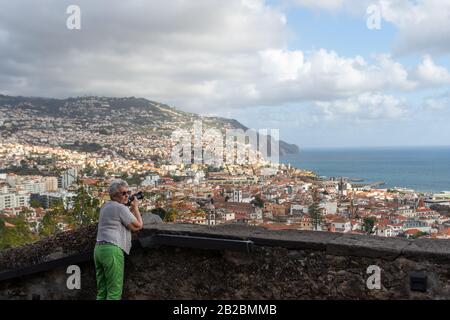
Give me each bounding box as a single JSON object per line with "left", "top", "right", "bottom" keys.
{"left": 1, "top": 95, "right": 450, "bottom": 249}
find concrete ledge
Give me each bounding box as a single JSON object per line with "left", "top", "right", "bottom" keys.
{"left": 402, "top": 238, "right": 450, "bottom": 264}
{"left": 141, "top": 223, "right": 450, "bottom": 263}
{"left": 3, "top": 223, "right": 450, "bottom": 299}
{"left": 2, "top": 222, "right": 450, "bottom": 279}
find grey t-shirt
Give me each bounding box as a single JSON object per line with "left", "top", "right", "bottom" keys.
{"left": 96, "top": 201, "right": 137, "bottom": 255}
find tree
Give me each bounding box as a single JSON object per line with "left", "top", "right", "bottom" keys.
{"left": 95, "top": 167, "right": 106, "bottom": 178}
{"left": 410, "top": 231, "right": 428, "bottom": 239}
{"left": 251, "top": 195, "right": 264, "bottom": 208}
{"left": 309, "top": 187, "right": 322, "bottom": 231}
{"left": 362, "top": 216, "right": 376, "bottom": 235}
{"left": 83, "top": 164, "right": 95, "bottom": 176}
{"left": 68, "top": 180, "right": 101, "bottom": 226}
{"left": 0, "top": 216, "right": 37, "bottom": 249}
{"left": 164, "top": 208, "right": 177, "bottom": 222}
{"left": 309, "top": 202, "right": 322, "bottom": 231}
{"left": 122, "top": 172, "right": 143, "bottom": 186}
{"left": 151, "top": 207, "right": 167, "bottom": 220}
{"left": 39, "top": 211, "right": 60, "bottom": 237}
{"left": 30, "top": 199, "right": 42, "bottom": 209}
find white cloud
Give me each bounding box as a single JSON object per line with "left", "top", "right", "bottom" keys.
{"left": 259, "top": 49, "right": 304, "bottom": 81}
{"left": 379, "top": 0, "right": 450, "bottom": 55}
{"left": 373, "top": 54, "right": 417, "bottom": 91}
{"left": 288, "top": 0, "right": 450, "bottom": 55}
{"left": 315, "top": 93, "right": 407, "bottom": 121}
{"left": 288, "top": 0, "right": 345, "bottom": 11}
{"left": 254, "top": 50, "right": 419, "bottom": 106}
{"left": 0, "top": 0, "right": 448, "bottom": 115}
{"left": 423, "top": 92, "right": 450, "bottom": 112}
{"left": 412, "top": 55, "right": 450, "bottom": 87}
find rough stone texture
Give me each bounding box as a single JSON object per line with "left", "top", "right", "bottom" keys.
{"left": 142, "top": 213, "right": 163, "bottom": 225}
{"left": 0, "top": 224, "right": 97, "bottom": 272}
{"left": 2, "top": 223, "right": 450, "bottom": 300}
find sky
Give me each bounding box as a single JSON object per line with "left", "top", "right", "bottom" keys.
{"left": 0, "top": 0, "right": 449, "bottom": 148}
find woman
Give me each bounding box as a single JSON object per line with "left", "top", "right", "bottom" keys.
{"left": 94, "top": 179, "right": 143, "bottom": 300}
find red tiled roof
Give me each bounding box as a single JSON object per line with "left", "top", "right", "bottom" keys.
{"left": 404, "top": 229, "right": 422, "bottom": 235}
{"left": 438, "top": 228, "right": 450, "bottom": 236}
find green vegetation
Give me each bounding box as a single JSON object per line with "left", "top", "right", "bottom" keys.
{"left": 0, "top": 166, "right": 47, "bottom": 176}
{"left": 164, "top": 209, "right": 177, "bottom": 222}
{"left": 0, "top": 180, "right": 102, "bottom": 250}
{"left": 61, "top": 141, "right": 103, "bottom": 153}
{"left": 30, "top": 199, "right": 42, "bottom": 209}
{"left": 309, "top": 188, "right": 322, "bottom": 231}
{"left": 154, "top": 207, "right": 177, "bottom": 222}
{"left": 0, "top": 214, "right": 38, "bottom": 249}
{"left": 251, "top": 195, "right": 264, "bottom": 208}
{"left": 409, "top": 231, "right": 428, "bottom": 239}
{"left": 170, "top": 175, "right": 184, "bottom": 182}
{"left": 151, "top": 207, "right": 167, "bottom": 220}
{"left": 309, "top": 202, "right": 322, "bottom": 231}
{"left": 68, "top": 182, "right": 101, "bottom": 226}
{"left": 362, "top": 216, "right": 376, "bottom": 235}
{"left": 121, "top": 172, "right": 144, "bottom": 186}
{"left": 39, "top": 208, "right": 61, "bottom": 237}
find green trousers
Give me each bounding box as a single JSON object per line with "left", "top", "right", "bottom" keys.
{"left": 93, "top": 244, "right": 124, "bottom": 300}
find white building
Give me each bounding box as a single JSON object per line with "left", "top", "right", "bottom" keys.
{"left": 19, "top": 180, "right": 45, "bottom": 194}
{"left": 43, "top": 176, "right": 58, "bottom": 192}
{"left": 141, "top": 173, "right": 160, "bottom": 187}
{"left": 290, "top": 204, "right": 307, "bottom": 215}
{"left": 397, "top": 208, "right": 416, "bottom": 218}
{"left": 402, "top": 220, "right": 431, "bottom": 234}
{"left": 0, "top": 192, "right": 30, "bottom": 209}
{"left": 61, "top": 168, "right": 78, "bottom": 189}
{"left": 376, "top": 226, "right": 400, "bottom": 237}
{"left": 217, "top": 210, "right": 235, "bottom": 221}
{"left": 332, "top": 220, "right": 352, "bottom": 233}
{"left": 0, "top": 184, "right": 8, "bottom": 193}
{"left": 6, "top": 173, "right": 17, "bottom": 187}
{"left": 320, "top": 201, "right": 337, "bottom": 215}
{"left": 233, "top": 189, "right": 242, "bottom": 202}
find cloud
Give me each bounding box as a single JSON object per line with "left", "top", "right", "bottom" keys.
{"left": 259, "top": 49, "right": 304, "bottom": 81}
{"left": 423, "top": 92, "right": 450, "bottom": 112}
{"left": 254, "top": 50, "right": 418, "bottom": 106}
{"left": 314, "top": 93, "right": 408, "bottom": 122}
{"left": 379, "top": 0, "right": 450, "bottom": 55}
{"left": 287, "top": 0, "right": 450, "bottom": 56}
{"left": 0, "top": 0, "right": 448, "bottom": 114}
{"left": 0, "top": 0, "right": 288, "bottom": 106}
{"left": 288, "top": 0, "right": 345, "bottom": 11}
{"left": 411, "top": 55, "right": 450, "bottom": 87}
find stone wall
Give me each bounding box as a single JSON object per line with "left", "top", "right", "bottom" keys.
{"left": 1, "top": 223, "right": 450, "bottom": 300}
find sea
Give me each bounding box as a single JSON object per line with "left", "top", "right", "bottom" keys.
{"left": 280, "top": 146, "right": 450, "bottom": 194}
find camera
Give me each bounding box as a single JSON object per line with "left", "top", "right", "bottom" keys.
{"left": 126, "top": 191, "right": 144, "bottom": 206}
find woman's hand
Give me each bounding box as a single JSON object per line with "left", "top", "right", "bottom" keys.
{"left": 128, "top": 197, "right": 143, "bottom": 231}
{"left": 130, "top": 196, "right": 139, "bottom": 209}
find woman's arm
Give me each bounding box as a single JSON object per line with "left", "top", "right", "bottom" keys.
{"left": 127, "top": 198, "right": 143, "bottom": 231}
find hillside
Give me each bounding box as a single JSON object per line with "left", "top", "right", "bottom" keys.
{"left": 0, "top": 95, "right": 299, "bottom": 156}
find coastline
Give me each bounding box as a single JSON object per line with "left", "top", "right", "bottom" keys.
{"left": 280, "top": 146, "right": 450, "bottom": 194}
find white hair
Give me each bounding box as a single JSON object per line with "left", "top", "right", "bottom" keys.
{"left": 108, "top": 179, "right": 129, "bottom": 198}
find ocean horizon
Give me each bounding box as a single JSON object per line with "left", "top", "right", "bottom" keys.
{"left": 280, "top": 145, "right": 450, "bottom": 193}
